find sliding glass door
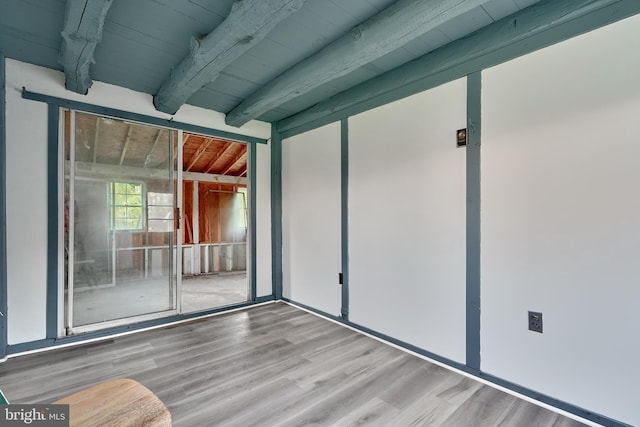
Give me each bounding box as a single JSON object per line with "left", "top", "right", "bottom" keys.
{"left": 64, "top": 111, "right": 179, "bottom": 333}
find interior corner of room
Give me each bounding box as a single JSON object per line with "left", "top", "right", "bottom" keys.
{"left": 1, "top": 1, "right": 639, "bottom": 426}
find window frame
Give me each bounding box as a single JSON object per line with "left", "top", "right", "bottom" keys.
{"left": 108, "top": 180, "right": 146, "bottom": 231}
{"left": 146, "top": 191, "right": 174, "bottom": 233}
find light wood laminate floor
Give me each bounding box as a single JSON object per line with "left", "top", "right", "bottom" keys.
{"left": 0, "top": 303, "right": 587, "bottom": 426}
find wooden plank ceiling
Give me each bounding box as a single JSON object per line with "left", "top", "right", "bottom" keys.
{"left": 0, "top": 0, "right": 548, "bottom": 126}
{"left": 183, "top": 134, "right": 247, "bottom": 177}
{"left": 2, "top": 1, "right": 633, "bottom": 131}
{"left": 71, "top": 113, "right": 246, "bottom": 177}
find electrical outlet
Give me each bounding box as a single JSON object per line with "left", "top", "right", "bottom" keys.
{"left": 456, "top": 128, "right": 467, "bottom": 147}
{"left": 528, "top": 311, "right": 543, "bottom": 333}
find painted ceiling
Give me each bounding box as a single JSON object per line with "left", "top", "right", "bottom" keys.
{"left": 1, "top": 0, "right": 540, "bottom": 128}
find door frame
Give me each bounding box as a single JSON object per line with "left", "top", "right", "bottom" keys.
{"left": 62, "top": 110, "right": 182, "bottom": 335}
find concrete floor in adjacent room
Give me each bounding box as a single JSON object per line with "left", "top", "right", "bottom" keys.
{"left": 181, "top": 272, "right": 248, "bottom": 313}
{"left": 72, "top": 273, "right": 248, "bottom": 326}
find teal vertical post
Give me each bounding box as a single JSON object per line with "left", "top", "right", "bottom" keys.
{"left": 271, "top": 125, "right": 283, "bottom": 299}
{"left": 340, "top": 119, "right": 349, "bottom": 320}
{"left": 0, "top": 52, "right": 7, "bottom": 358}
{"left": 46, "top": 105, "right": 59, "bottom": 339}
{"left": 466, "top": 72, "right": 481, "bottom": 370}
{"left": 249, "top": 143, "right": 257, "bottom": 300}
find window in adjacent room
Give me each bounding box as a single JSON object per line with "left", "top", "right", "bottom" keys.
{"left": 147, "top": 191, "right": 174, "bottom": 232}
{"left": 109, "top": 181, "right": 144, "bottom": 230}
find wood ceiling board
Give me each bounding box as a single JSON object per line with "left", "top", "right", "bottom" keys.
{"left": 258, "top": 66, "right": 382, "bottom": 122}
{"left": 180, "top": 0, "right": 235, "bottom": 20}
{"left": 220, "top": 39, "right": 303, "bottom": 87}
{"left": 94, "top": 29, "right": 186, "bottom": 79}
{"left": 218, "top": 144, "right": 245, "bottom": 166}
{"left": 144, "top": 129, "right": 168, "bottom": 168}
{"left": 90, "top": 61, "right": 162, "bottom": 96}
{"left": 514, "top": 0, "right": 539, "bottom": 9}
{"left": 193, "top": 76, "right": 259, "bottom": 111}
{"left": 73, "top": 115, "right": 99, "bottom": 164}
{"left": 189, "top": 148, "right": 223, "bottom": 174}
{"left": 258, "top": 83, "right": 349, "bottom": 122}
{"left": 203, "top": 142, "right": 236, "bottom": 174}
{"left": 153, "top": 0, "right": 308, "bottom": 115}
{"left": 0, "top": 1, "right": 64, "bottom": 70}
{"left": 329, "top": 0, "right": 396, "bottom": 22}
{"left": 263, "top": 15, "right": 335, "bottom": 52}
{"left": 219, "top": 0, "right": 393, "bottom": 89}
{"left": 368, "top": 47, "right": 424, "bottom": 75}
{"left": 104, "top": 0, "right": 228, "bottom": 50}
{"left": 0, "top": 35, "right": 60, "bottom": 73}
{"left": 91, "top": 0, "right": 233, "bottom": 95}
{"left": 184, "top": 138, "right": 216, "bottom": 172}
{"left": 121, "top": 126, "right": 163, "bottom": 168}
{"left": 1, "top": 0, "right": 584, "bottom": 129}
{"left": 98, "top": 23, "right": 186, "bottom": 60}
{"left": 364, "top": 0, "right": 397, "bottom": 10}
{"left": 257, "top": 107, "right": 298, "bottom": 124}
{"left": 401, "top": 30, "right": 451, "bottom": 57}
{"left": 427, "top": 7, "right": 494, "bottom": 44}
{"left": 185, "top": 91, "right": 241, "bottom": 117}
{"left": 222, "top": 153, "right": 247, "bottom": 176}
{"left": 481, "top": 0, "right": 521, "bottom": 21}
{"left": 226, "top": 0, "right": 499, "bottom": 126}
{"left": 95, "top": 120, "right": 130, "bottom": 165}
{"left": 204, "top": 72, "right": 262, "bottom": 96}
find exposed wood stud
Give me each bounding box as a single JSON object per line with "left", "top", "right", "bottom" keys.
{"left": 220, "top": 150, "right": 246, "bottom": 175}
{"left": 92, "top": 117, "right": 100, "bottom": 163}
{"left": 185, "top": 138, "right": 215, "bottom": 171}
{"left": 225, "top": 0, "right": 492, "bottom": 127}
{"left": 144, "top": 129, "right": 164, "bottom": 168}
{"left": 203, "top": 142, "right": 235, "bottom": 174}
{"left": 153, "top": 0, "right": 308, "bottom": 115}
{"left": 67, "top": 161, "right": 247, "bottom": 185}
{"left": 192, "top": 181, "right": 199, "bottom": 245}
{"left": 60, "top": 0, "right": 114, "bottom": 94}
{"left": 118, "top": 125, "right": 134, "bottom": 166}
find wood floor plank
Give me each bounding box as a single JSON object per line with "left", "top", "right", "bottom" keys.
{"left": 329, "top": 397, "right": 401, "bottom": 427}
{"left": 439, "top": 386, "right": 518, "bottom": 426}
{"left": 0, "top": 302, "right": 589, "bottom": 427}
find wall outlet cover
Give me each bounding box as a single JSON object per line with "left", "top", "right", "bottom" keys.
{"left": 528, "top": 311, "right": 543, "bottom": 333}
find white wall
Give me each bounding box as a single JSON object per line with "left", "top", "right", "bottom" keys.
{"left": 348, "top": 79, "right": 467, "bottom": 363}
{"left": 255, "top": 141, "right": 272, "bottom": 297}
{"left": 5, "top": 59, "right": 270, "bottom": 345}
{"left": 481, "top": 14, "right": 640, "bottom": 426}
{"left": 5, "top": 63, "right": 49, "bottom": 345}
{"left": 282, "top": 123, "right": 342, "bottom": 316}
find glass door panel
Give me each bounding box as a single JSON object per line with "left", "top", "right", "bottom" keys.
{"left": 179, "top": 132, "right": 249, "bottom": 313}
{"left": 64, "top": 111, "right": 178, "bottom": 331}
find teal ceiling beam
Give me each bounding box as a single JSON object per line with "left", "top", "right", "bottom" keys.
{"left": 225, "top": 0, "right": 493, "bottom": 127}
{"left": 278, "top": 0, "right": 639, "bottom": 137}
{"left": 154, "top": 0, "right": 307, "bottom": 115}
{"left": 60, "top": 0, "right": 113, "bottom": 95}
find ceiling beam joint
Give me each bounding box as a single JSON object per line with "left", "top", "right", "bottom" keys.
{"left": 60, "top": 0, "right": 114, "bottom": 94}
{"left": 225, "top": 0, "right": 493, "bottom": 127}
{"left": 185, "top": 138, "right": 215, "bottom": 171}
{"left": 153, "top": 0, "right": 307, "bottom": 116}
{"left": 203, "top": 142, "right": 235, "bottom": 174}
{"left": 119, "top": 125, "right": 134, "bottom": 166}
